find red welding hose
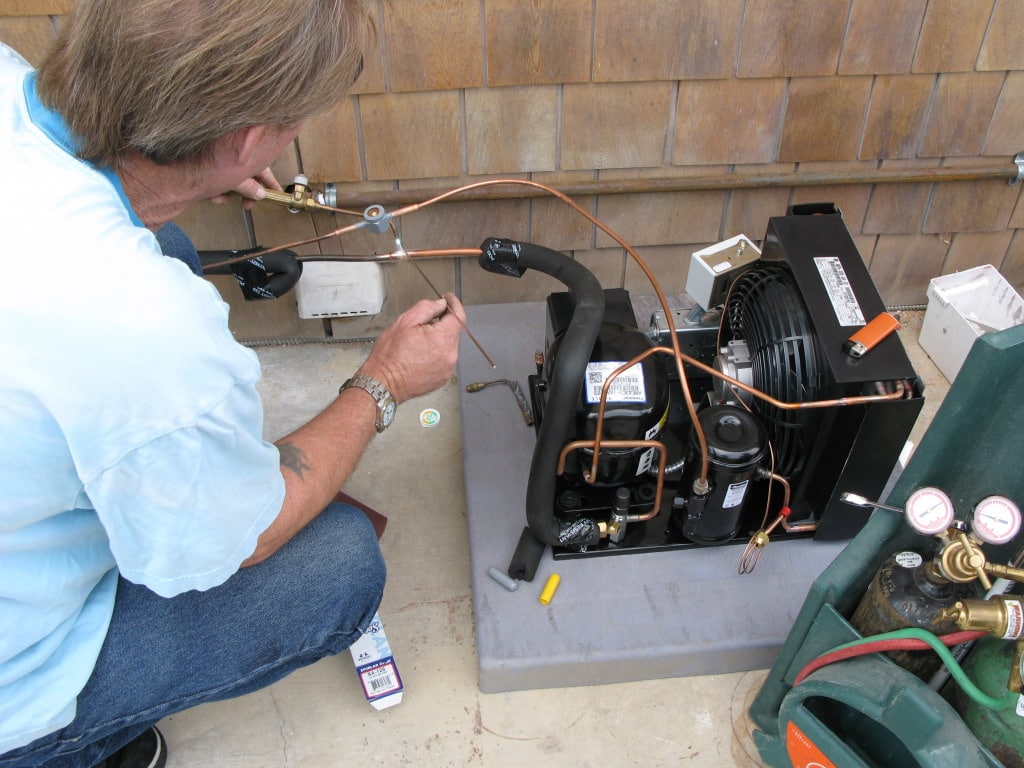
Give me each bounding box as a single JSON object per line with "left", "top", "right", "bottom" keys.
{"left": 794, "top": 630, "right": 988, "bottom": 686}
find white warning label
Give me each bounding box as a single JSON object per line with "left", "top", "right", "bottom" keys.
{"left": 723, "top": 481, "right": 749, "bottom": 508}
{"left": 894, "top": 551, "right": 923, "bottom": 569}
{"left": 1003, "top": 599, "right": 1024, "bottom": 640}
{"left": 814, "top": 256, "right": 866, "bottom": 327}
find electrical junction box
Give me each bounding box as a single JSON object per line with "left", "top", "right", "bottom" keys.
{"left": 295, "top": 261, "right": 385, "bottom": 319}
{"left": 686, "top": 234, "right": 761, "bottom": 310}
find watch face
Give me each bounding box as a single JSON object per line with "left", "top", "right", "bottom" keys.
{"left": 382, "top": 400, "right": 397, "bottom": 426}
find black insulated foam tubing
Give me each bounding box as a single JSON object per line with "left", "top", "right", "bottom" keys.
{"left": 478, "top": 239, "right": 606, "bottom": 572}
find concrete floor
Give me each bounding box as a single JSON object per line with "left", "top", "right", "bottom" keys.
{"left": 158, "top": 309, "right": 949, "bottom": 768}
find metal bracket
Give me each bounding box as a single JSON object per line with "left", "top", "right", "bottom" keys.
{"left": 1011, "top": 152, "right": 1024, "bottom": 185}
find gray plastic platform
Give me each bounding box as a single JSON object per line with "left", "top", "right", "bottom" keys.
{"left": 458, "top": 301, "right": 848, "bottom": 694}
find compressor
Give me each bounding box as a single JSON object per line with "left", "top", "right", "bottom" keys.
{"left": 480, "top": 205, "right": 924, "bottom": 581}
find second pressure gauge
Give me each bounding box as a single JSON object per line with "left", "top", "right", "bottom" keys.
{"left": 972, "top": 495, "right": 1022, "bottom": 545}
{"left": 905, "top": 486, "right": 956, "bottom": 536}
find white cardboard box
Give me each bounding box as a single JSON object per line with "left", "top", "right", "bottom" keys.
{"left": 919, "top": 264, "right": 1024, "bottom": 383}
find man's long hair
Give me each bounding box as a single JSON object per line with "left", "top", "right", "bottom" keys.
{"left": 37, "top": 0, "right": 369, "bottom": 168}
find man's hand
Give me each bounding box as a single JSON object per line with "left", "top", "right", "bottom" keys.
{"left": 209, "top": 167, "right": 283, "bottom": 210}
{"left": 245, "top": 292, "right": 466, "bottom": 567}
{"left": 358, "top": 293, "right": 467, "bottom": 402}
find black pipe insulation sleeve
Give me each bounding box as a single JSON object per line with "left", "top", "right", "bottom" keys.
{"left": 479, "top": 237, "right": 527, "bottom": 278}
{"left": 479, "top": 239, "right": 605, "bottom": 556}
{"left": 508, "top": 527, "right": 547, "bottom": 582}
{"left": 198, "top": 248, "right": 303, "bottom": 300}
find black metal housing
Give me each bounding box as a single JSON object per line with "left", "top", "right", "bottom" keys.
{"left": 740, "top": 204, "right": 925, "bottom": 539}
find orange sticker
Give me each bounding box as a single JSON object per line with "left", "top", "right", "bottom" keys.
{"left": 786, "top": 721, "right": 838, "bottom": 768}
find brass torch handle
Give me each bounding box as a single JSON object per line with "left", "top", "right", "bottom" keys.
{"left": 262, "top": 188, "right": 327, "bottom": 212}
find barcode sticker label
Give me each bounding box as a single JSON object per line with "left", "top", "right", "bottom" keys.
{"left": 358, "top": 659, "right": 402, "bottom": 699}
{"left": 584, "top": 362, "right": 646, "bottom": 404}
{"left": 349, "top": 612, "right": 403, "bottom": 709}
{"left": 814, "top": 256, "right": 865, "bottom": 327}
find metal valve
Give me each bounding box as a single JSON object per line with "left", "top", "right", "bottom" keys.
{"left": 261, "top": 175, "right": 334, "bottom": 213}
{"left": 841, "top": 489, "right": 1024, "bottom": 589}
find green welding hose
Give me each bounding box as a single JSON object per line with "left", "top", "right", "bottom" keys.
{"left": 830, "top": 628, "right": 1019, "bottom": 711}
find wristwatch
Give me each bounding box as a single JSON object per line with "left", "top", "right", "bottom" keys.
{"left": 340, "top": 374, "right": 397, "bottom": 432}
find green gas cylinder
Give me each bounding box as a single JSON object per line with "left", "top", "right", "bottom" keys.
{"left": 949, "top": 636, "right": 1024, "bottom": 768}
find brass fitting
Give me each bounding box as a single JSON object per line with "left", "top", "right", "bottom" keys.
{"left": 748, "top": 530, "right": 770, "bottom": 549}
{"left": 985, "top": 562, "right": 1024, "bottom": 583}
{"left": 1011, "top": 639, "right": 1024, "bottom": 694}
{"left": 942, "top": 595, "right": 1024, "bottom": 639}
{"left": 464, "top": 379, "right": 533, "bottom": 425}
{"left": 261, "top": 176, "right": 335, "bottom": 213}
{"left": 936, "top": 533, "right": 1024, "bottom": 591}
{"left": 938, "top": 531, "right": 993, "bottom": 589}
{"left": 598, "top": 519, "right": 622, "bottom": 540}
{"left": 262, "top": 185, "right": 328, "bottom": 213}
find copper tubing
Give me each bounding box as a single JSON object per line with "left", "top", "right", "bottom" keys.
{"left": 739, "top": 471, "right": 813, "bottom": 573}
{"left": 557, "top": 439, "right": 667, "bottom": 523}
{"left": 358, "top": 178, "right": 711, "bottom": 484}
{"left": 587, "top": 344, "right": 908, "bottom": 485}
{"left": 764, "top": 471, "right": 792, "bottom": 509}
{"left": 201, "top": 248, "right": 483, "bottom": 270}
{"left": 244, "top": 177, "right": 909, "bottom": 488}
{"left": 319, "top": 160, "right": 1023, "bottom": 208}
{"left": 761, "top": 471, "right": 817, "bottom": 533}
{"left": 232, "top": 178, "right": 707, "bottom": 479}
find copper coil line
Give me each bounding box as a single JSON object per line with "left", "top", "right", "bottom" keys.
{"left": 587, "top": 345, "right": 908, "bottom": 485}
{"left": 205, "top": 178, "right": 710, "bottom": 483}
{"left": 557, "top": 440, "right": 667, "bottom": 523}
{"left": 738, "top": 465, "right": 825, "bottom": 574}
{"left": 761, "top": 472, "right": 816, "bottom": 534}
{"left": 211, "top": 178, "right": 912, "bottom": 493}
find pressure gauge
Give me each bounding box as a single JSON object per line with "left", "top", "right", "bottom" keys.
{"left": 971, "top": 495, "right": 1022, "bottom": 545}
{"left": 904, "top": 486, "right": 956, "bottom": 536}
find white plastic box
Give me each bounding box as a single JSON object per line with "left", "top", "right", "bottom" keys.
{"left": 295, "top": 261, "right": 385, "bottom": 319}
{"left": 686, "top": 235, "right": 761, "bottom": 310}
{"left": 919, "top": 264, "right": 1024, "bottom": 383}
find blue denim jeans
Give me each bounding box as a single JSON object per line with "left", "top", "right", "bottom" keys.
{"left": 0, "top": 502, "right": 386, "bottom": 768}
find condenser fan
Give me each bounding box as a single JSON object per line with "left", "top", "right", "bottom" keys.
{"left": 723, "top": 265, "right": 824, "bottom": 477}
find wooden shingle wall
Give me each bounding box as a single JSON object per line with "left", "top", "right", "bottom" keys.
{"left": 4, "top": 0, "right": 1023, "bottom": 340}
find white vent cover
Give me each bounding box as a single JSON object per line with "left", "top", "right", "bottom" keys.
{"left": 295, "top": 261, "right": 385, "bottom": 318}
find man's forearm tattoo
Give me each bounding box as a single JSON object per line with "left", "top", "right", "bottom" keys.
{"left": 278, "top": 441, "right": 312, "bottom": 480}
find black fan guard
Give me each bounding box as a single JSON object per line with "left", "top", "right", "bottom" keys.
{"left": 723, "top": 266, "right": 825, "bottom": 477}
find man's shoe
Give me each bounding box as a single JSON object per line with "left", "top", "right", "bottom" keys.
{"left": 95, "top": 726, "right": 167, "bottom": 768}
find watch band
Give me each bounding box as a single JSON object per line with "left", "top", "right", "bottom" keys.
{"left": 340, "top": 374, "right": 397, "bottom": 432}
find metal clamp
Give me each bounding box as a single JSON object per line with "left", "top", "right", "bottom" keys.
{"left": 363, "top": 204, "right": 394, "bottom": 234}
{"left": 1012, "top": 151, "right": 1024, "bottom": 186}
